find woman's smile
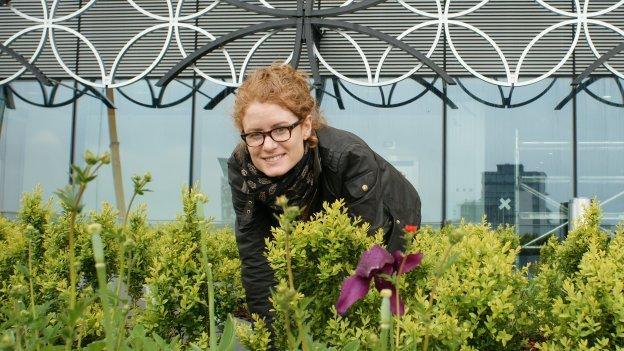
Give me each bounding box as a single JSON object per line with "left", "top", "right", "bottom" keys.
{"left": 262, "top": 154, "right": 285, "bottom": 163}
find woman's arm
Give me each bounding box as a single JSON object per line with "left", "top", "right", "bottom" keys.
{"left": 228, "top": 156, "right": 276, "bottom": 324}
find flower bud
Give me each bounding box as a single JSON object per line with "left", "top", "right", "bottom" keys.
{"left": 84, "top": 150, "right": 98, "bottom": 165}
{"left": 87, "top": 223, "right": 102, "bottom": 235}
{"left": 123, "top": 238, "right": 136, "bottom": 249}
{"left": 449, "top": 230, "right": 464, "bottom": 245}
{"left": 143, "top": 172, "right": 152, "bottom": 183}
{"left": 0, "top": 333, "right": 13, "bottom": 345}
{"left": 193, "top": 193, "right": 208, "bottom": 203}
{"left": 275, "top": 195, "right": 288, "bottom": 208}
{"left": 366, "top": 334, "right": 379, "bottom": 345}
{"left": 100, "top": 152, "right": 111, "bottom": 165}
{"left": 379, "top": 289, "right": 392, "bottom": 298}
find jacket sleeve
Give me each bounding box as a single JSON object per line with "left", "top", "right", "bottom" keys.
{"left": 337, "top": 143, "right": 392, "bottom": 242}
{"left": 227, "top": 157, "right": 276, "bottom": 324}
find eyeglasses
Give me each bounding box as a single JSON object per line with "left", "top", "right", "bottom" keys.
{"left": 240, "top": 119, "right": 303, "bottom": 147}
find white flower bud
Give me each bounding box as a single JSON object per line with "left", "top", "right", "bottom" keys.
{"left": 87, "top": 223, "right": 102, "bottom": 235}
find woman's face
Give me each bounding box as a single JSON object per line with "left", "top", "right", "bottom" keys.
{"left": 241, "top": 101, "right": 312, "bottom": 177}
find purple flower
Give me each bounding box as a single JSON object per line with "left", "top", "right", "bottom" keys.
{"left": 335, "top": 245, "right": 423, "bottom": 316}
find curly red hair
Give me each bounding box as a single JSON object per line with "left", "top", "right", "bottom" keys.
{"left": 233, "top": 63, "right": 326, "bottom": 148}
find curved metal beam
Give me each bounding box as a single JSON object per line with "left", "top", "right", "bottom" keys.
{"left": 221, "top": 0, "right": 297, "bottom": 17}
{"left": 310, "top": 18, "right": 455, "bottom": 85}
{"left": 290, "top": 18, "right": 304, "bottom": 68}
{"left": 8, "top": 80, "right": 116, "bottom": 109}
{"left": 572, "top": 42, "right": 624, "bottom": 86}
{"left": 456, "top": 77, "right": 556, "bottom": 109}
{"left": 156, "top": 19, "right": 298, "bottom": 87}
{"left": 305, "top": 18, "right": 322, "bottom": 88}
{"left": 310, "top": 0, "right": 387, "bottom": 17}
{"left": 204, "top": 86, "right": 236, "bottom": 110}
{"left": 0, "top": 44, "right": 52, "bottom": 86}
{"left": 3, "top": 85, "right": 15, "bottom": 109}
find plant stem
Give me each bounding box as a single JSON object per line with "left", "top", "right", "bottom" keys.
{"left": 27, "top": 234, "right": 40, "bottom": 350}
{"left": 282, "top": 220, "right": 309, "bottom": 351}
{"left": 65, "top": 212, "right": 77, "bottom": 351}
{"left": 93, "top": 232, "right": 116, "bottom": 351}
{"left": 64, "top": 166, "right": 92, "bottom": 351}
{"left": 121, "top": 191, "right": 138, "bottom": 306}
{"left": 379, "top": 290, "right": 392, "bottom": 351}
{"left": 200, "top": 235, "right": 217, "bottom": 351}
{"left": 122, "top": 192, "right": 137, "bottom": 231}
{"left": 395, "top": 254, "right": 408, "bottom": 349}
{"left": 284, "top": 223, "right": 295, "bottom": 292}
{"left": 27, "top": 236, "right": 36, "bottom": 319}
{"left": 422, "top": 243, "right": 453, "bottom": 351}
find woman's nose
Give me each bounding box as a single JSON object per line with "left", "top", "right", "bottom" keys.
{"left": 262, "top": 135, "right": 278, "bottom": 150}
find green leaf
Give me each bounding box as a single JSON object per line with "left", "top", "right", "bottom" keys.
{"left": 217, "top": 316, "right": 236, "bottom": 351}
{"left": 340, "top": 340, "right": 360, "bottom": 351}
{"left": 84, "top": 340, "right": 106, "bottom": 351}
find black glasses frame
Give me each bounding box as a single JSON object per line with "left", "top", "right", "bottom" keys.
{"left": 240, "top": 119, "right": 303, "bottom": 147}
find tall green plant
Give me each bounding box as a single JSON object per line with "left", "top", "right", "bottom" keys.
{"left": 55, "top": 150, "right": 110, "bottom": 350}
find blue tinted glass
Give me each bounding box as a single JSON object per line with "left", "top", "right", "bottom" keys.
{"left": 193, "top": 81, "right": 239, "bottom": 226}
{"left": 0, "top": 81, "right": 73, "bottom": 216}
{"left": 577, "top": 76, "right": 624, "bottom": 229}
{"left": 321, "top": 78, "right": 443, "bottom": 226}
{"left": 75, "top": 79, "right": 193, "bottom": 221}
{"left": 446, "top": 78, "right": 573, "bottom": 240}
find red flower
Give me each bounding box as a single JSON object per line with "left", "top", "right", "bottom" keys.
{"left": 403, "top": 224, "right": 418, "bottom": 233}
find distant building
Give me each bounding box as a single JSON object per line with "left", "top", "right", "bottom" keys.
{"left": 483, "top": 164, "right": 549, "bottom": 235}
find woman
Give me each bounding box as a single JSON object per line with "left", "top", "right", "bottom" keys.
{"left": 227, "top": 64, "right": 421, "bottom": 323}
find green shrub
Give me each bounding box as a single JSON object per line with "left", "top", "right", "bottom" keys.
{"left": 138, "top": 187, "right": 245, "bottom": 343}
{"left": 395, "top": 221, "right": 534, "bottom": 351}
{"left": 1, "top": 184, "right": 244, "bottom": 348}
{"left": 535, "top": 202, "right": 624, "bottom": 350}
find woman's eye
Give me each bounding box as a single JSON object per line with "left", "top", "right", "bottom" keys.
{"left": 272, "top": 127, "right": 289, "bottom": 136}
{"left": 248, "top": 133, "right": 263, "bottom": 141}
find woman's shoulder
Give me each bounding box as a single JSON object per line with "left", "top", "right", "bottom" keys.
{"left": 316, "top": 126, "right": 367, "bottom": 150}
{"left": 316, "top": 126, "right": 374, "bottom": 173}
{"left": 227, "top": 142, "right": 247, "bottom": 169}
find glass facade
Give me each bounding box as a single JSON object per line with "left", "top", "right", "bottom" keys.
{"left": 0, "top": 76, "right": 622, "bottom": 247}
{"left": 0, "top": 81, "right": 74, "bottom": 216}
{"left": 447, "top": 78, "right": 573, "bottom": 241}
{"left": 577, "top": 77, "right": 624, "bottom": 229}
{"left": 74, "top": 80, "right": 193, "bottom": 221}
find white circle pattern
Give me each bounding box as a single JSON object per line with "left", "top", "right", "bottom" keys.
{"left": 1, "top": 0, "right": 623, "bottom": 87}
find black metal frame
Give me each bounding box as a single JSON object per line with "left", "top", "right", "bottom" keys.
{"left": 334, "top": 76, "right": 458, "bottom": 109}
{"left": 454, "top": 77, "right": 558, "bottom": 109}
{"left": 0, "top": 44, "right": 52, "bottom": 86}
{"left": 555, "top": 76, "right": 624, "bottom": 110}
{"left": 4, "top": 80, "right": 114, "bottom": 109}
{"left": 156, "top": 0, "right": 454, "bottom": 88}
{"left": 572, "top": 42, "right": 624, "bottom": 86}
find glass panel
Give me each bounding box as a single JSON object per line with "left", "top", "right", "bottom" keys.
{"left": 320, "top": 78, "right": 444, "bottom": 226}
{"left": 446, "top": 78, "right": 573, "bottom": 242}
{"left": 193, "top": 81, "right": 239, "bottom": 227}
{"left": 577, "top": 76, "right": 624, "bottom": 229}
{"left": 74, "top": 79, "right": 193, "bottom": 222}
{"left": 0, "top": 81, "right": 73, "bottom": 217}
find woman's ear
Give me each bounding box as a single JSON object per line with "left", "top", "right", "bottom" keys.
{"left": 302, "top": 115, "right": 312, "bottom": 140}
